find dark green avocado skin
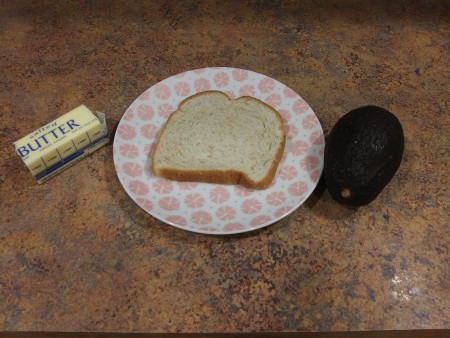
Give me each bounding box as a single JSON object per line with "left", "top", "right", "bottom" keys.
{"left": 324, "top": 106, "right": 404, "bottom": 206}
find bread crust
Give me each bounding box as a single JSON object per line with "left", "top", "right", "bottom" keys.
{"left": 151, "top": 90, "right": 286, "bottom": 190}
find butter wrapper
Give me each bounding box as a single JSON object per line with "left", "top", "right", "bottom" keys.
{"left": 14, "top": 105, "right": 109, "bottom": 183}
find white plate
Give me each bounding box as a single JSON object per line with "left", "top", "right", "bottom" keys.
{"left": 113, "top": 67, "right": 324, "bottom": 235}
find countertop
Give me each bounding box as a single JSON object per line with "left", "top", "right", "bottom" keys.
{"left": 0, "top": 0, "right": 449, "bottom": 334}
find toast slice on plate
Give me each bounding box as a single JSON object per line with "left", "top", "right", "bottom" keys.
{"left": 152, "top": 90, "right": 286, "bottom": 189}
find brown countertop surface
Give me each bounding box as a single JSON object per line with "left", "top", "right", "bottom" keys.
{"left": 1, "top": 0, "right": 449, "bottom": 333}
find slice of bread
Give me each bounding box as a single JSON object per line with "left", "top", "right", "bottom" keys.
{"left": 151, "top": 90, "right": 286, "bottom": 189}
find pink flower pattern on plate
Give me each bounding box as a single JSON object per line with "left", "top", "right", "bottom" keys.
{"left": 192, "top": 211, "right": 212, "bottom": 225}
{"left": 291, "top": 140, "right": 309, "bottom": 156}
{"left": 265, "top": 93, "right": 282, "bottom": 108}
{"left": 123, "top": 109, "right": 134, "bottom": 121}
{"left": 287, "top": 124, "right": 299, "bottom": 140}
{"left": 128, "top": 180, "right": 149, "bottom": 195}
{"left": 138, "top": 104, "right": 154, "bottom": 121}
{"left": 279, "top": 165, "right": 298, "bottom": 180}
{"left": 159, "top": 197, "right": 180, "bottom": 211}
{"left": 194, "top": 78, "right": 211, "bottom": 91}
{"left": 117, "top": 124, "right": 136, "bottom": 140}
{"left": 300, "top": 156, "right": 320, "bottom": 171}
{"left": 239, "top": 85, "right": 256, "bottom": 96}
{"left": 258, "top": 77, "right": 275, "bottom": 93}
{"left": 266, "top": 191, "right": 286, "bottom": 206}
{"left": 154, "top": 83, "right": 171, "bottom": 99}
{"left": 288, "top": 181, "right": 308, "bottom": 196}
{"left": 232, "top": 69, "right": 248, "bottom": 81}
{"left": 185, "top": 193, "right": 205, "bottom": 208}
{"left": 174, "top": 81, "right": 190, "bottom": 96}
{"left": 153, "top": 179, "right": 174, "bottom": 194}
{"left": 210, "top": 186, "right": 230, "bottom": 203}
{"left": 120, "top": 144, "right": 139, "bottom": 158}
{"left": 141, "top": 124, "right": 159, "bottom": 139}
{"left": 158, "top": 103, "right": 174, "bottom": 118}
{"left": 214, "top": 72, "right": 229, "bottom": 87}
{"left": 241, "top": 198, "right": 262, "bottom": 214}
{"left": 123, "top": 162, "right": 143, "bottom": 177}
{"left": 114, "top": 67, "right": 324, "bottom": 235}
{"left": 216, "top": 206, "right": 236, "bottom": 221}
{"left": 302, "top": 114, "right": 319, "bottom": 130}
{"left": 293, "top": 99, "right": 309, "bottom": 115}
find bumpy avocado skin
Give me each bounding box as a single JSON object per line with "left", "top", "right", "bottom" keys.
{"left": 324, "top": 106, "right": 404, "bottom": 206}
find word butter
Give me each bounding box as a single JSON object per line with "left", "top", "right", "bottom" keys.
{"left": 14, "top": 105, "right": 109, "bottom": 183}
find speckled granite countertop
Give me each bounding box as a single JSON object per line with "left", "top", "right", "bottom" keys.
{"left": 1, "top": 0, "right": 449, "bottom": 333}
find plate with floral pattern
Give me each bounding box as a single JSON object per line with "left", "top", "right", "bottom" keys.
{"left": 113, "top": 67, "right": 324, "bottom": 234}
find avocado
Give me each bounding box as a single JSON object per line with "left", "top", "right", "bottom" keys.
{"left": 324, "top": 106, "right": 404, "bottom": 206}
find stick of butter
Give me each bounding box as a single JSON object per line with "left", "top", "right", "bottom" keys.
{"left": 14, "top": 105, "right": 109, "bottom": 183}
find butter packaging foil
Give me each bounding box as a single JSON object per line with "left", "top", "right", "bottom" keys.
{"left": 14, "top": 105, "right": 109, "bottom": 183}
